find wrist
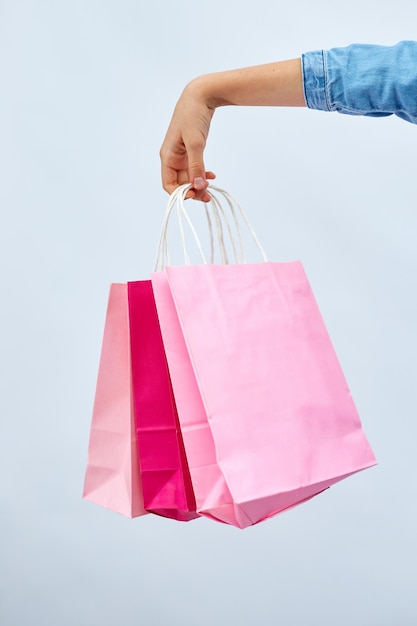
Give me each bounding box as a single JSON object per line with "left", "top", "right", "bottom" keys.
{"left": 185, "top": 73, "right": 230, "bottom": 110}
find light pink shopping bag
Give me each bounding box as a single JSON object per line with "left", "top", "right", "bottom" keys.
{"left": 152, "top": 262, "right": 377, "bottom": 529}
{"left": 127, "top": 280, "right": 198, "bottom": 521}
{"left": 83, "top": 284, "right": 147, "bottom": 518}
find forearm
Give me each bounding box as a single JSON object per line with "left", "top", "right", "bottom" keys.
{"left": 187, "top": 58, "right": 306, "bottom": 109}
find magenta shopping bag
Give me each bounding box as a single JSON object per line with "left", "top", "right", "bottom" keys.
{"left": 83, "top": 284, "right": 147, "bottom": 518}
{"left": 152, "top": 261, "right": 377, "bottom": 529}
{"left": 127, "top": 281, "right": 198, "bottom": 522}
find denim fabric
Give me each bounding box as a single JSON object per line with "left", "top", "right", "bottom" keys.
{"left": 302, "top": 41, "right": 417, "bottom": 124}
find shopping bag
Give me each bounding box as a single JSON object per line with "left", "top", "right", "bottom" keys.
{"left": 127, "top": 280, "right": 198, "bottom": 521}
{"left": 152, "top": 185, "right": 377, "bottom": 529}
{"left": 83, "top": 283, "right": 147, "bottom": 518}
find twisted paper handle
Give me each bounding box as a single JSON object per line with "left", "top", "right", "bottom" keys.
{"left": 154, "top": 184, "right": 267, "bottom": 272}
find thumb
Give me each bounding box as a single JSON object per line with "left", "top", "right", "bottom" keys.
{"left": 192, "top": 175, "right": 207, "bottom": 191}
{"left": 187, "top": 147, "right": 207, "bottom": 191}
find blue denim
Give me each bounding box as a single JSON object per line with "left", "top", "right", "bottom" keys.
{"left": 302, "top": 41, "right": 417, "bottom": 125}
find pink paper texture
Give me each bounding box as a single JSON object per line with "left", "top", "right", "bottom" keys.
{"left": 127, "top": 280, "right": 198, "bottom": 521}
{"left": 152, "top": 262, "right": 377, "bottom": 528}
{"left": 83, "top": 284, "right": 146, "bottom": 518}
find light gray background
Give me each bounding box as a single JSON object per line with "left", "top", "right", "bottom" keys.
{"left": 1, "top": 1, "right": 416, "bottom": 625}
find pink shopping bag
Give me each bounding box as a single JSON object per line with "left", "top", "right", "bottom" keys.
{"left": 83, "top": 284, "right": 147, "bottom": 518}
{"left": 152, "top": 262, "right": 377, "bottom": 529}
{"left": 127, "top": 280, "right": 198, "bottom": 522}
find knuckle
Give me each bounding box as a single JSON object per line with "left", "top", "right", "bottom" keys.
{"left": 189, "top": 159, "right": 203, "bottom": 171}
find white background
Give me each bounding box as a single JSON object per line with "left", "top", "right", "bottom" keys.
{"left": 1, "top": 1, "right": 416, "bottom": 624}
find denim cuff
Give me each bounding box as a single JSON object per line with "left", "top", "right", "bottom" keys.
{"left": 301, "top": 50, "right": 330, "bottom": 112}
{"left": 302, "top": 41, "right": 417, "bottom": 125}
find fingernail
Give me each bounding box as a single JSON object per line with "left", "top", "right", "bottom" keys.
{"left": 193, "top": 177, "right": 205, "bottom": 189}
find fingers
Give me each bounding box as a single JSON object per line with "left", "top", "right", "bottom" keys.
{"left": 160, "top": 132, "right": 216, "bottom": 202}
{"left": 161, "top": 156, "right": 216, "bottom": 202}
{"left": 161, "top": 168, "right": 215, "bottom": 195}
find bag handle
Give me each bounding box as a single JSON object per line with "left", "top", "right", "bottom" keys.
{"left": 154, "top": 184, "right": 268, "bottom": 271}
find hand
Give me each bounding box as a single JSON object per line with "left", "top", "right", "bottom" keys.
{"left": 160, "top": 78, "right": 216, "bottom": 202}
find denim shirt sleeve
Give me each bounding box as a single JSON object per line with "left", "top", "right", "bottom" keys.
{"left": 301, "top": 41, "right": 417, "bottom": 124}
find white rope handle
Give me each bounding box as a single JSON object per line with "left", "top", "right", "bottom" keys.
{"left": 209, "top": 185, "right": 268, "bottom": 262}
{"left": 154, "top": 183, "right": 268, "bottom": 271}
{"left": 154, "top": 184, "right": 207, "bottom": 272}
